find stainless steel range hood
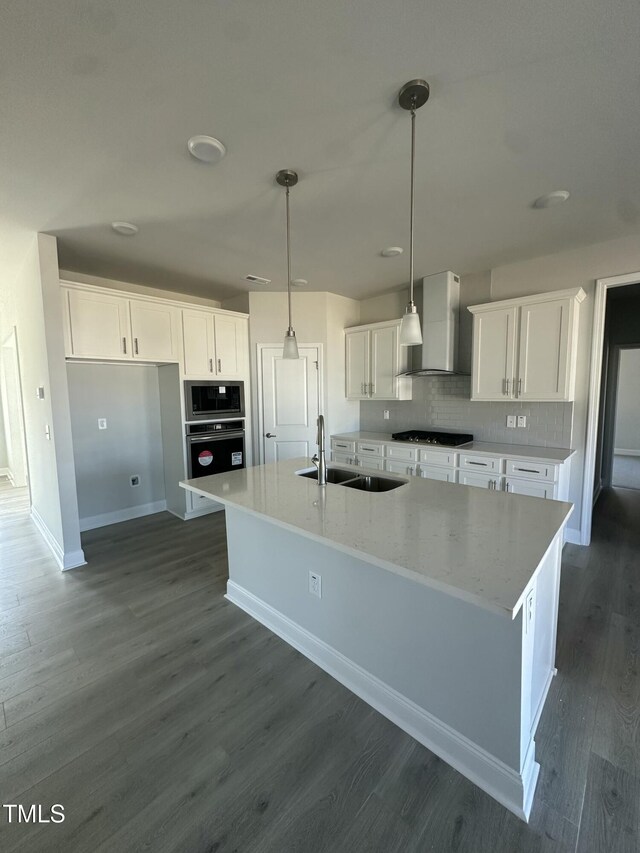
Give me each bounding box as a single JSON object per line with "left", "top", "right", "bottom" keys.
{"left": 402, "top": 270, "right": 467, "bottom": 376}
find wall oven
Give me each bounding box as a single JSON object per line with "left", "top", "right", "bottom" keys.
{"left": 185, "top": 380, "right": 245, "bottom": 421}
{"left": 186, "top": 420, "right": 246, "bottom": 479}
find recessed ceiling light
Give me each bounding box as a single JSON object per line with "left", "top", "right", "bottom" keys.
{"left": 291, "top": 278, "right": 307, "bottom": 287}
{"left": 381, "top": 246, "right": 403, "bottom": 257}
{"left": 532, "top": 190, "right": 570, "bottom": 209}
{"left": 111, "top": 221, "right": 138, "bottom": 236}
{"left": 187, "top": 135, "right": 226, "bottom": 164}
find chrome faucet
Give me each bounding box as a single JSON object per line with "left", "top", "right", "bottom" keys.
{"left": 312, "top": 414, "right": 327, "bottom": 486}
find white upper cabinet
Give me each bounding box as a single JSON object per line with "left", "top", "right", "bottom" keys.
{"left": 214, "top": 314, "right": 243, "bottom": 377}
{"left": 183, "top": 309, "right": 215, "bottom": 376}
{"left": 182, "top": 310, "right": 246, "bottom": 378}
{"left": 468, "top": 288, "right": 585, "bottom": 402}
{"left": 345, "top": 329, "right": 370, "bottom": 398}
{"left": 470, "top": 307, "right": 517, "bottom": 400}
{"left": 129, "top": 300, "right": 179, "bottom": 362}
{"left": 345, "top": 320, "right": 411, "bottom": 401}
{"left": 66, "top": 288, "right": 130, "bottom": 359}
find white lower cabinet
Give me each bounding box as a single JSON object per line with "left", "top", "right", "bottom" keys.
{"left": 505, "top": 478, "right": 555, "bottom": 499}
{"left": 385, "top": 460, "right": 418, "bottom": 477}
{"left": 418, "top": 465, "right": 457, "bottom": 483}
{"left": 458, "top": 471, "right": 500, "bottom": 490}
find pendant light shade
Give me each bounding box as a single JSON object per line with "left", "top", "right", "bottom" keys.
{"left": 276, "top": 169, "right": 300, "bottom": 360}
{"left": 397, "top": 79, "right": 430, "bottom": 347}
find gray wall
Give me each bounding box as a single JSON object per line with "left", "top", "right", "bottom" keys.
{"left": 360, "top": 376, "right": 573, "bottom": 448}
{"left": 67, "top": 363, "right": 166, "bottom": 523}
{"left": 614, "top": 348, "right": 640, "bottom": 452}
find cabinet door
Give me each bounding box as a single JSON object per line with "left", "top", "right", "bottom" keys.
{"left": 356, "top": 455, "right": 385, "bottom": 471}
{"left": 332, "top": 452, "right": 354, "bottom": 465}
{"left": 370, "top": 324, "right": 398, "bottom": 399}
{"left": 214, "top": 315, "right": 244, "bottom": 377}
{"left": 345, "top": 330, "right": 370, "bottom": 399}
{"left": 516, "top": 298, "right": 570, "bottom": 400}
{"left": 67, "top": 289, "right": 130, "bottom": 359}
{"left": 471, "top": 307, "right": 517, "bottom": 401}
{"left": 418, "top": 465, "right": 457, "bottom": 483}
{"left": 183, "top": 309, "right": 215, "bottom": 377}
{"left": 459, "top": 471, "right": 498, "bottom": 489}
{"left": 385, "top": 459, "right": 418, "bottom": 476}
{"left": 130, "top": 300, "right": 179, "bottom": 362}
{"left": 505, "top": 478, "right": 555, "bottom": 499}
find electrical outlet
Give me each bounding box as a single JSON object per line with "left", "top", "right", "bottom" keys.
{"left": 383, "top": 410, "right": 390, "bottom": 420}
{"left": 98, "top": 418, "right": 107, "bottom": 430}
{"left": 130, "top": 475, "right": 140, "bottom": 487}
{"left": 506, "top": 415, "right": 516, "bottom": 428}
{"left": 309, "top": 571, "right": 322, "bottom": 599}
{"left": 517, "top": 415, "right": 527, "bottom": 428}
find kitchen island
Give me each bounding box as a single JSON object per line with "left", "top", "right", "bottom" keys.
{"left": 181, "top": 458, "right": 573, "bottom": 820}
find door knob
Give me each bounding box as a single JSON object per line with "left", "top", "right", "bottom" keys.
{"left": 265, "top": 432, "right": 276, "bottom": 438}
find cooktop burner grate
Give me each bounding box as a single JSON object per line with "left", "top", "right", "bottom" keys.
{"left": 391, "top": 430, "right": 473, "bottom": 447}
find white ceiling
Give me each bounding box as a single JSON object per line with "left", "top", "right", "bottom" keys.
{"left": 1, "top": 0, "right": 639, "bottom": 301}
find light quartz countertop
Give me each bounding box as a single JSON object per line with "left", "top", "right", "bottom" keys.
{"left": 331, "top": 431, "right": 575, "bottom": 464}
{"left": 182, "top": 457, "right": 572, "bottom": 619}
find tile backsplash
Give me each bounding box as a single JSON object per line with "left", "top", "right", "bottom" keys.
{"left": 359, "top": 376, "right": 573, "bottom": 448}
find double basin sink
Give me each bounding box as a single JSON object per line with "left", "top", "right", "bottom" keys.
{"left": 297, "top": 466, "right": 406, "bottom": 492}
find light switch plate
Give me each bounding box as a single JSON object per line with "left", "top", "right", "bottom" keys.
{"left": 506, "top": 415, "right": 516, "bottom": 428}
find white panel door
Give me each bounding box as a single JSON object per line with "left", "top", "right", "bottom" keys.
{"left": 214, "top": 315, "right": 243, "bottom": 377}
{"left": 261, "top": 346, "right": 320, "bottom": 464}
{"left": 471, "top": 307, "right": 517, "bottom": 400}
{"left": 182, "top": 309, "right": 215, "bottom": 376}
{"left": 517, "top": 298, "right": 570, "bottom": 400}
{"left": 345, "top": 330, "right": 370, "bottom": 399}
{"left": 67, "top": 289, "right": 130, "bottom": 359}
{"left": 370, "top": 324, "right": 399, "bottom": 399}
{"left": 130, "top": 300, "right": 179, "bottom": 362}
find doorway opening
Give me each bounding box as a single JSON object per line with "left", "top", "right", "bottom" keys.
{"left": 583, "top": 279, "right": 640, "bottom": 541}
{"left": 609, "top": 345, "right": 640, "bottom": 491}
{"left": 0, "top": 328, "right": 31, "bottom": 516}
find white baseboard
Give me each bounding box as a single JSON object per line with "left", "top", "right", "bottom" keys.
{"left": 614, "top": 448, "right": 640, "bottom": 457}
{"left": 79, "top": 500, "right": 167, "bottom": 532}
{"left": 31, "top": 506, "right": 86, "bottom": 571}
{"left": 0, "top": 467, "right": 10, "bottom": 478}
{"left": 226, "top": 580, "right": 537, "bottom": 822}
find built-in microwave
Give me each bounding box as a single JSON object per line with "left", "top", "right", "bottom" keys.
{"left": 184, "top": 380, "right": 245, "bottom": 421}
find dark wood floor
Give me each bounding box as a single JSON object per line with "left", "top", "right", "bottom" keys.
{"left": 1, "top": 480, "right": 639, "bottom": 852}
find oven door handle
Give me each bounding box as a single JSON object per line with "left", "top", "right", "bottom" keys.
{"left": 188, "top": 432, "right": 245, "bottom": 443}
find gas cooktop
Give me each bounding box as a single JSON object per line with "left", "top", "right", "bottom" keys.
{"left": 391, "top": 430, "right": 473, "bottom": 447}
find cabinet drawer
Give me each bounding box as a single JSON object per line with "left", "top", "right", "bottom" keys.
{"left": 385, "top": 444, "right": 419, "bottom": 463}
{"left": 357, "top": 441, "right": 385, "bottom": 457}
{"left": 505, "top": 459, "right": 557, "bottom": 482}
{"left": 418, "top": 448, "right": 456, "bottom": 468}
{"left": 419, "top": 465, "right": 457, "bottom": 483}
{"left": 459, "top": 453, "right": 502, "bottom": 474}
{"left": 331, "top": 439, "right": 356, "bottom": 454}
{"left": 385, "top": 459, "right": 418, "bottom": 476}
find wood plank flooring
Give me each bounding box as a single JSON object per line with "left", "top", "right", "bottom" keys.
{"left": 0, "top": 480, "right": 639, "bottom": 852}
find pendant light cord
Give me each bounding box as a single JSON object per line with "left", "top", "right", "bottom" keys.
{"left": 285, "top": 184, "right": 293, "bottom": 332}
{"left": 409, "top": 104, "right": 416, "bottom": 309}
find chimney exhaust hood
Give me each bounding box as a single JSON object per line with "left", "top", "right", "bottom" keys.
{"left": 402, "top": 270, "right": 467, "bottom": 376}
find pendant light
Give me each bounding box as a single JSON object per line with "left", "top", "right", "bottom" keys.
{"left": 276, "top": 169, "right": 300, "bottom": 359}
{"left": 398, "top": 79, "right": 430, "bottom": 347}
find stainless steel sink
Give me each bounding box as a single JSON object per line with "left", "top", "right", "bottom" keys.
{"left": 341, "top": 475, "right": 406, "bottom": 492}
{"left": 297, "top": 467, "right": 358, "bottom": 484}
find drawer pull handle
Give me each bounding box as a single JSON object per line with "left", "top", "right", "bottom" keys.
{"left": 122, "top": 337, "right": 127, "bottom": 354}
{"left": 467, "top": 461, "right": 487, "bottom": 466}
{"left": 134, "top": 337, "right": 139, "bottom": 355}
{"left": 515, "top": 467, "right": 539, "bottom": 474}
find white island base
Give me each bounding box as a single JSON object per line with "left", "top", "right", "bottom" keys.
{"left": 222, "top": 506, "right": 562, "bottom": 822}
